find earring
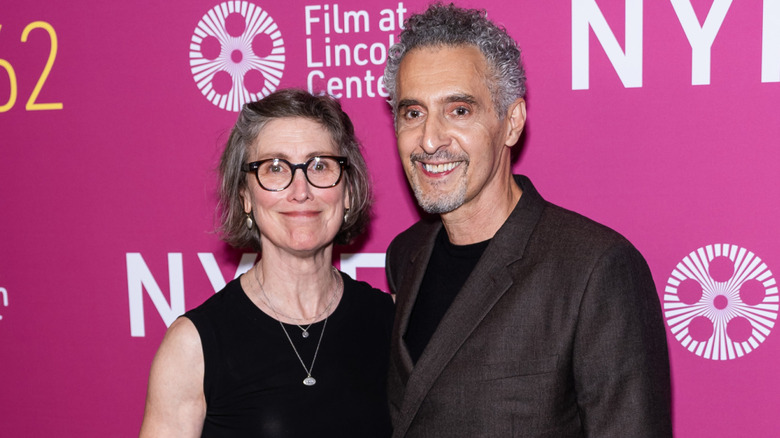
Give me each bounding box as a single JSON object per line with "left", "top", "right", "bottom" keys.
{"left": 343, "top": 208, "right": 350, "bottom": 224}
{"left": 245, "top": 212, "right": 254, "bottom": 230}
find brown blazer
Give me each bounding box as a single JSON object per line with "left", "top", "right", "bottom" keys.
{"left": 386, "top": 175, "right": 672, "bottom": 437}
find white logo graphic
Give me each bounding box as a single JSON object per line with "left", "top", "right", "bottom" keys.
{"left": 190, "top": 1, "right": 285, "bottom": 111}
{"left": 664, "top": 244, "right": 778, "bottom": 360}
{"left": 0, "top": 287, "right": 7, "bottom": 320}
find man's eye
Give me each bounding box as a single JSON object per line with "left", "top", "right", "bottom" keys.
{"left": 453, "top": 106, "right": 469, "bottom": 116}
{"left": 405, "top": 109, "right": 421, "bottom": 119}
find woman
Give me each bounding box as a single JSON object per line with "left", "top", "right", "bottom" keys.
{"left": 140, "top": 89, "right": 393, "bottom": 437}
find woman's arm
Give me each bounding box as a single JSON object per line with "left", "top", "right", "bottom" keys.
{"left": 139, "top": 317, "right": 206, "bottom": 438}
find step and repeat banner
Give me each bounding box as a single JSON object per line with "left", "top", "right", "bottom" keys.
{"left": 2, "top": 0, "right": 779, "bottom": 435}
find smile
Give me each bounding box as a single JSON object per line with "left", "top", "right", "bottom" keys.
{"left": 282, "top": 211, "right": 320, "bottom": 218}
{"left": 421, "top": 162, "right": 461, "bottom": 174}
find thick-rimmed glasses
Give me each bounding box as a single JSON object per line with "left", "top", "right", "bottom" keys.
{"left": 241, "top": 156, "right": 349, "bottom": 192}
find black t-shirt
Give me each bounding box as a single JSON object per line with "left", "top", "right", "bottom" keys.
{"left": 404, "top": 227, "right": 490, "bottom": 364}
{"left": 185, "top": 272, "right": 394, "bottom": 437}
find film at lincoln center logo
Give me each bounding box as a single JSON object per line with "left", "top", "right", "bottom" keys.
{"left": 190, "top": 1, "right": 285, "bottom": 112}
{"left": 664, "top": 244, "right": 778, "bottom": 360}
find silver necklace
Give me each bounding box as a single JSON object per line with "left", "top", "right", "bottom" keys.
{"left": 279, "top": 312, "right": 327, "bottom": 386}
{"left": 254, "top": 266, "right": 341, "bottom": 338}
{"left": 297, "top": 323, "right": 314, "bottom": 338}
{"left": 254, "top": 267, "right": 340, "bottom": 338}
{"left": 254, "top": 267, "right": 341, "bottom": 386}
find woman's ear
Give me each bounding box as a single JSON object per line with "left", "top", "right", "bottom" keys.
{"left": 241, "top": 190, "right": 252, "bottom": 214}
{"left": 343, "top": 186, "right": 352, "bottom": 212}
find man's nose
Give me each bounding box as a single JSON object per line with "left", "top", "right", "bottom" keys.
{"left": 421, "top": 114, "right": 450, "bottom": 153}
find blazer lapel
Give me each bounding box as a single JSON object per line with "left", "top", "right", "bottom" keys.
{"left": 394, "top": 175, "right": 545, "bottom": 436}
{"left": 393, "top": 220, "right": 441, "bottom": 383}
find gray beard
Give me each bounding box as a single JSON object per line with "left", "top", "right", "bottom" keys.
{"left": 410, "top": 170, "right": 468, "bottom": 214}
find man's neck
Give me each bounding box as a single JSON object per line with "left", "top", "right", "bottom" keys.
{"left": 440, "top": 175, "right": 522, "bottom": 245}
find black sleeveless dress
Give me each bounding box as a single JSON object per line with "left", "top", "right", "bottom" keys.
{"left": 185, "top": 271, "right": 394, "bottom": 437}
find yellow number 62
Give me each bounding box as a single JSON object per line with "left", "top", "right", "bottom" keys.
{"left": 1, "top": 21, "right": 63, "bottom": 113}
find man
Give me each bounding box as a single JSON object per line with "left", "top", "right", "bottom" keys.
{"left": 382, "top": 4, "right": 672, "bottom": 437}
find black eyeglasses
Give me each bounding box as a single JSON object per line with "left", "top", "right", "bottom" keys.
{"left": 241, "top": 156, "right": 349, "bottom": 192}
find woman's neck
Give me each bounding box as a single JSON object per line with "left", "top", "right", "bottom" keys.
{"left": 242, "top": 253, "right": 342, "bottom": 324}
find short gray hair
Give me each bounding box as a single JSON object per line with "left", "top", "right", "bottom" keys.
{"left": 384, "top": 2, "right": 526, "bottom": 118}
{"left": 218, "top": 88, "right": 372, "bottom": 250}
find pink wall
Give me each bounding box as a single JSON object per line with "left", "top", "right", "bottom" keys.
{"left": 1, "top": 0, "right": 778, "bottom": 435}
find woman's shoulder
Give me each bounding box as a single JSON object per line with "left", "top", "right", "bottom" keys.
{"left": 184, "top": 277, "right": 245, "bottom": 322}
{"left": 340, "top": 271, "right": 394, "bottom": 308}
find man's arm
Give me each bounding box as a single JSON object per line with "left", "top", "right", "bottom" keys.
{"left": 572, "top": 241, "right": 672, "bottom": 437}
{"left": 385, "top": 236, "right": 403, "bottom": 296}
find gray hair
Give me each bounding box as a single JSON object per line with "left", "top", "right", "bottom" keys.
{"left": 384, "top": 2, "right": 526, "bottom": 119}
{"left": 218, "top": 88, "right": 372, "bottom": 250}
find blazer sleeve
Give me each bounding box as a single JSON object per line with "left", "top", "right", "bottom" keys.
{"left": 572, "top": 241, "right": 673, "bottom": 437}
{"left": 385, "top": 236, "right": 403, "bottom": 296}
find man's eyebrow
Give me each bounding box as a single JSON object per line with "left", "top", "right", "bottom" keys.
{"left": 443, "top": 94, "right": 478, "bottom": 105}
{"left": 396, "top": 95, "right": 477, "bottom": 110}
{"left": 396, "top": 98, "right": 421, "bottom": 110}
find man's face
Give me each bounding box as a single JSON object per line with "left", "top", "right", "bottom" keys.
{"left": 394, "top": 45, "right": 519, "bottom": 215}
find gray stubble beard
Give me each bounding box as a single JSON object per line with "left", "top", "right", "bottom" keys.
{"left": 408, "top": 163, "right": 468, "bottom": 214}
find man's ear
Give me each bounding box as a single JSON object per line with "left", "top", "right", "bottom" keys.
{"left": 504, "top": 98, "right": 527, "bottom": 147}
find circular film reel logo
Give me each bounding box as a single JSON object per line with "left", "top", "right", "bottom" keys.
{"left": 664, "top": 244, "right": 778, "bottom": 360}
{"left": 189, "top": 1, "right": 285, "bottom": 112}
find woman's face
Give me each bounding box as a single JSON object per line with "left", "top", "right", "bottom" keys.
{"left": 242, "top": 117, "right": 349, "bottom": 258}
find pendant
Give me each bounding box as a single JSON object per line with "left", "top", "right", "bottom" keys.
{"left": 303, "top": 376, "right": 316, "bottom": 386}
{"left": 302, "top": 331, "right": 309, "bottom": 338}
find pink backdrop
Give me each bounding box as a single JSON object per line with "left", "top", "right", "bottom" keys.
{"left": 2, "top": 0, "right": 779, "bottom": 435}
